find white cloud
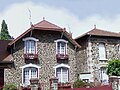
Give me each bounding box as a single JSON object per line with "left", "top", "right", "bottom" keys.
{"left": 0, "top": 1, "right": 120, "bottom": 39}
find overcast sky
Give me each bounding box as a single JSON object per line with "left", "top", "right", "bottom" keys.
{"left": 0, "top": 0, "right": 120, "bottom": 38}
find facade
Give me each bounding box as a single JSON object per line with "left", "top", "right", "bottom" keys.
{"left": 0, "top": 20, "right": 81, "bottom": 89}
{"left": 0, "top": 19, "right": 120, "bottom": 89}
{"left": 75, "top": 28, "right": 120, "bottom": 84}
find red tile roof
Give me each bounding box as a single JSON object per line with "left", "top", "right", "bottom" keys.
{"left": 0, "top": 40, "right": 13, "bottom": 62}
{"left": 8, "top": 20, "right": 80, "bottom": 48}
{"left": 76, "top": 28, "right": 120, "bottom": 40}
{"left": 34, "top": 20, "right": 62, "bottom": 29}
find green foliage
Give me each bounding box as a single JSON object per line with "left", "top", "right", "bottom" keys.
{"left": 73, "top": 79, "right": 94, "bottom": 88}
{"left": 3, "top": 83, "right": 17, "bottom": 90}
{"left": 0, "top": 20, "right": 11, "bottom": 40}
{"left": 107, "top": 59, "right": 120, "bottom": 76}
{"left": 73, "top": 79, "right": 86, "bottom": 88}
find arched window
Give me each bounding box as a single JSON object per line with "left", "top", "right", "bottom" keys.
{"left": 20, "top": 63, "right": 40, "bottom": 86}
{"left": 99, "top": 43, "right": 106, "bottom": 60}
{"left": 55, "top": 39, "right": 68, "bottom": 55}
{"left": 23, "top": 37, "right": 38, "bottom": 54}
{"left": 54, "top": 64, "right": 70, "bottom": 83}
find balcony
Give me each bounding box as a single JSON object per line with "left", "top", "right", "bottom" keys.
{"left": 58, "top": 82, "right": 71, "bottom": 89}
{"left": 24, "top": 53, "right": 38, "bottom": 60}
{"left": 56, "top": 54, "right": 69, "bottom": 60}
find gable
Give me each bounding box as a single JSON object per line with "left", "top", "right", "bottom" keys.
{"left": 8, "top": 20, "right": 80, "bottom": 49}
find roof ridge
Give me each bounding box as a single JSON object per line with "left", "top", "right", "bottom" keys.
{"left": 34, "top": 19, "right": 62, "bottom": 29}
{"left": 91, "top": 28, "right": 119, "bottom": 34}
{"left": 75, "top": 28, "right": 120, "bottom": 40}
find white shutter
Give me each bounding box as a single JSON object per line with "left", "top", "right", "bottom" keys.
{"left": 24, "top": 68, "right": 30, "bottom": 86}
{"left": 62, "top": 68, "right": 68, "bottom": 82}
{"left": 56, "top": 68, "right": 61, "bottom": 82}
{"left": 31, "top": 68, "right": 37, "bottom": 78}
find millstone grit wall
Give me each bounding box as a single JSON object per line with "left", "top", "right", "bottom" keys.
{"left": 76, "top": 36, "right": 120, "bottom": 82}
{"left": 87, "top": 37, "right": 120, "bottom": 81}
{"left": 4, "top": 30, "right": 77, "bottom": 89}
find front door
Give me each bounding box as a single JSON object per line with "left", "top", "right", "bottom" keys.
{"left": 0, "top": 69, "right": 4, "bottom": 89}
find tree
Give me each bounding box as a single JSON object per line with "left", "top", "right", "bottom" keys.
{"left": 107, "top": 59, "right": 120, "bottom": 76}
{"left": 0, "top": 20, "right": 11, "bottom": 40}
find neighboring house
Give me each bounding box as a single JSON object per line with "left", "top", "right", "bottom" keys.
{"left": 0, "top": 19, "right": 81, "bottom": 89}
{"left": 0, "top": 40, "right": 13, "bottom": 88}
{"left": 75, "top": 27, "right": 120, "bottom": 84}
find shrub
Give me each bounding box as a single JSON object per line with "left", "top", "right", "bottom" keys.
{"left": 73, "top": 79, "right": 86, "bottom": 88}
{"left": 3, "top": 83, "right": 17, "bottom": 90}
{"left": 73, "top": 79, "right": 94, "bottom": 88}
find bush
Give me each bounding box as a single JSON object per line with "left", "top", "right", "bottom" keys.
{"left": 73, "top": 79, "right": 94, "bottom": 88}
{"left": 73, "top": 79, "right": 86, "bottom": 88}
{"left": 3, "top": 83, "right": 17, "bottom": 90}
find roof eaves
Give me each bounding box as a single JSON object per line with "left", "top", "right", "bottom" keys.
{"left": 64, "top": 31, "right": 81, "bottom": 48}
{"left": 8, "top": 28, "right": 32, "bottom": 46}
{"left": 8, "top": 27, "right": 63, "bottom": 46}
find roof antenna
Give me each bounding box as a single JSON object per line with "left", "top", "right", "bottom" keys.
{"left": 94, "top": 25, "right": 96, "bottom": 29}
{"left": 28, "top": 8, "right": 33, "bottom": 27}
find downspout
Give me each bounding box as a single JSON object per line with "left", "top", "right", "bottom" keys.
{"left": 74, "top": 45, "right": 78, "bottom": 80}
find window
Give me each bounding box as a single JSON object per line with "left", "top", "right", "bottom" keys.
{"left": 25, "top": 40, "right": 35, "bottom": 53}
{"left": 100, "top": 67, "right": 108, "bottom": 83}
{"left": 54, "top": 64, "right": 70, "bottom": 83}
{"left": 55, "top": 39, "right": 68, "bottom": 55}
{"left": 20, "top": 63, "right": 40, "bottom": 86}
{"left": 99, "top": 43, "right": 106, "bottom": 59}
{"left": 23, "top": 37, "right": 38, "bottom": 54}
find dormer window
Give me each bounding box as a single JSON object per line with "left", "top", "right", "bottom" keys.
{"left": 23, "top": 37, "right": 39, "bottom": 60}
{"left": 55, "top": 39, "right": 68, "bottom": 60}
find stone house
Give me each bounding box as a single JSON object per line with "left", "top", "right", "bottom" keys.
{"left": 75, "top": 27, "right": 120, "bottom": 84}
{"left": 0, "top": 19, "right": 81, "bottom": 89}
{"left": 1, "top": 19, "right": 120, "bottom": 89}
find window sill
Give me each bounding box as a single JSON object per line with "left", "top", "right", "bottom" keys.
{"left": 24, "top": 53, "right": 38, "bottom": 60}
{"left": 99, "top": 58, "right": 108, "bottom": 61}
{"left": 56, "top": 54, "right": 69, "bottom": 60}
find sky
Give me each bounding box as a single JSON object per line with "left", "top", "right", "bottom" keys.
{"left": 0, "top": 0, "right": 120, "bottom": 38}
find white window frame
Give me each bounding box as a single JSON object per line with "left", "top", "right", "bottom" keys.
{"left": 23, "top": 37, "right": 38, "bottom": 54}
{"left": 53, "top": 63, "right": 70, "bottom": 83}
{"left": 20, "top": 63, "right": 41, "bottom": 86}
{"left": 118, "top": 45, "right": 120, "bottom": 59}
{"left": 99, "top": 43, "right": 107, "bottom": 60}
{"left": 100, "top": 67, "right": 108, "bottom": 83}
{"left": 54, "top": 39, "right": 68, "bottom": 55}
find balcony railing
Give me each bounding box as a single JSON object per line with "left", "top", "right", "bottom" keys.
{"left": 56, "top": 54, "right": 69, "bottom": 60}
{"left": 24, "top": 53, "right": 38, "bottom": 60}
{"left": 58, "top": 83, "right": 71, "bottom": 89}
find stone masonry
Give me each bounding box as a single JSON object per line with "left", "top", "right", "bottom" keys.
{"left": 76, "top": 36, "right": 120, "bottom": 83}
{"left": 4, "top": 30, "right": 78, "bottom": 89}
